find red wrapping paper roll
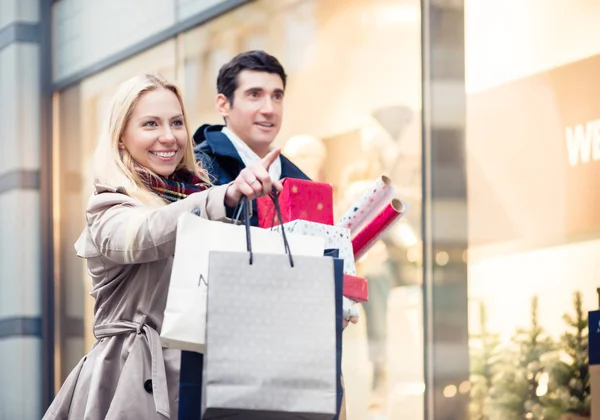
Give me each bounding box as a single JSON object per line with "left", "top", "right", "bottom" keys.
{"left": 351, "top": 198, "right": 407, "bottom": 260}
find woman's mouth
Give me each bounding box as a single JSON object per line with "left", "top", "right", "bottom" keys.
{"left": 150, "top": 151, "right": 177, "bottom": 160}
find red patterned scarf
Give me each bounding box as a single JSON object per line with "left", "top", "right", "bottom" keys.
{"left": 148, "top": 169, "right": 208, "bottom": 203}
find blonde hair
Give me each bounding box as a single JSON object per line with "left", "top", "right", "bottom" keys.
{"left": 93, "top": 73, "right": 210, "bottom": 207}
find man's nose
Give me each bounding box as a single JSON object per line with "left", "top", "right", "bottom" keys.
{"left": 261, "top": 97, "right": 274, "bottom": 114}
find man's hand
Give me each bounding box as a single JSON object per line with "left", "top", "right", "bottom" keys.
{"left": 224, "top": 148, "right": 283, "bottom": 207}
{"left": 343, "top": 316, "right": 359, "bottom": 329}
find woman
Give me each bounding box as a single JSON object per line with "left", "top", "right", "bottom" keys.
{"left": 43, "top": 74, "right": 281, "bottom": 420}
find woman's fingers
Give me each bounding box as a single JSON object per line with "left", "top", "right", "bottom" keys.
{"left": 253, "top": 165, "right": 272, "bottom": 192}
{"left": 236, "top": 180, "right": 255, "bottom": 200}
{"left": 261, "top": 148, "right": 281, "bottom": 170}
{"left": 246, "top": 164, "right": 273, "bottom": 197}
{"left": 242, "top": 170, "right": 262, "bottom": 197}
{"left": 234, "top": 147, "right": 282, "bottom": 200}
{"left": 272, "top": 179, "right": 283, "bottom": 192}
{"left": 236, "top": 163, "right": 275, "bottom": 199}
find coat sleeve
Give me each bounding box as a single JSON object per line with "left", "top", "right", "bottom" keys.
{"left": 86, "top": 184, "right": 231, "bottom": 264}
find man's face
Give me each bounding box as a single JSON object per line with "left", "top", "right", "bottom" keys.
{"left": 216, "top": 69, "right": 284, "bottom": 157}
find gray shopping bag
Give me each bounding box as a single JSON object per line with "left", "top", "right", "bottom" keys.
{"left": 201, "top": 196, "right": 338, "bottom": 420}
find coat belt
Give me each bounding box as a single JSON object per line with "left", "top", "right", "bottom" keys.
{"left": 94, "top": 316, "right": 170, "bottom": 419}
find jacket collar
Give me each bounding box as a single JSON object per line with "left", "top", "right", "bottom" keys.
{"left": 194, "top": 124, "right": 311, "bottom": 181}
{"left": 280, "top": 155, "right": 311, "bottom": 180}
{"left": 196, "top": 124, "right": 242, "bottom": 161}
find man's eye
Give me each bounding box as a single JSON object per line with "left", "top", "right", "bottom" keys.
{"left": 274, "top": 93, "right": 283, "bottom": 101}
{"left": 143, "top": 121, "right": 157, "bottom": 127}
{"left": 250, "top": 91, "right": 259, "bottom": 98}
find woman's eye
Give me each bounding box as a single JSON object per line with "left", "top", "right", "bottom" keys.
{"left": 143, "top": 121, "right": 157, "bottom": 127}
{"left": 172, "top": 119, "right": 184, "bottom": 126}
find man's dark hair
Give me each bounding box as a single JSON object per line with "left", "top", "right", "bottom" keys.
{"left": 217, "top": 50, "right": 287, "bottom": 105}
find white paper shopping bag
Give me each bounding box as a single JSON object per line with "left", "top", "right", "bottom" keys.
{"left": 160, "top": 212, "right": 325, "bottom": 353}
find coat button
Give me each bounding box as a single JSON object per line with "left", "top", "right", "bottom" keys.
{"left": 144, "top": 379, "right": 153, "bottom": 394}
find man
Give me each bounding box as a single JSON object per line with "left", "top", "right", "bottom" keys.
{"left": 183, "top": 50, "right": 351, "bottom": 420}
{"left": 194, "top": 50, "right": 359, "bottom": 330}
{"left": 193, "top": 50, "right": 309, "bottom": 226}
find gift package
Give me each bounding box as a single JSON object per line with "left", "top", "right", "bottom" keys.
{"left": 175, "top": 175, "right": 408, "bottom": 418}
{"left": 258, "top": 174, "right": 409, "bottom": 304}
{"left": 336, "top": 175, "right": 408, "bottom": 260}
{"left": 343, "top": 274, "right": 369, "bottom": 303}
{"left": 256, "top": 178, "right": 333, "bottom": 227}
{"left": 271, "top": 219, "right": 356, "bottom": 275}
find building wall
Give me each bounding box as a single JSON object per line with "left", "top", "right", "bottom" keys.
{"left": 0, "top": 0, "right": 43, "bottom": 418}
{"left": 51, "top": 0, "right": 229, "bottom": 83}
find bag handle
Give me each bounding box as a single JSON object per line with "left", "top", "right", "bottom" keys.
{"left": 239, "top": 190, "right": 294, "bottom": 267}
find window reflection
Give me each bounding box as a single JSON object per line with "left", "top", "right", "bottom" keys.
{"left": 466, "top": 0, "right": 600, "bottom": 419}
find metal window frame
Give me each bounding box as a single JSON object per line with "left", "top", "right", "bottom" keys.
{"left": 51, "top": 0, "right": 253, "bottom": 92}
{"left": 40, "top": 0, "right": 54, "bottom": 410}
{"left": 421, "top": 0, "right": 469, "bottom": 419}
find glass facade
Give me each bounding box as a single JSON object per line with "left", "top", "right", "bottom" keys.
{"left": 52, "top": 1, "right": 425, "bottom": 418}
{"left": 52, "top": 1, "right": 424, "bottom": 418}
{"left": 49, "top": 0, "right": 600, "bottom": 419}
{"left": 465, "top": 0, "right": 598, "bottom": 419}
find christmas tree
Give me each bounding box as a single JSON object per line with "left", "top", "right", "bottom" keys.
{"left": 548, "top": 291, "right": 590, "bottom": 418}
{"left": 487, "top": 296, "right": 560, "bottom": 420}
{"left": 470, "top": 301, "right": 502, "bottom": 420}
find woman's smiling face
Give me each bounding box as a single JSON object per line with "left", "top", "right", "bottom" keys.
{"left": 120, "top": 87, "right": 188, "bottom": 177}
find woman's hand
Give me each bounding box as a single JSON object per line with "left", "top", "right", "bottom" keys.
{"left": 224, "top": 148, "right": 283, "bottom": 207}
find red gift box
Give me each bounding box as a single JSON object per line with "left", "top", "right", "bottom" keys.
{"left": 257, "top": 178, "right": 333, "bottom": 227}
{"left": 343, "top": 274, "right": 369, "bottom": 302}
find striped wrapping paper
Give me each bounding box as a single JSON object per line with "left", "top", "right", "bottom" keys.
{"left": 335, "top": 175, "right": 396, "bottom": 235}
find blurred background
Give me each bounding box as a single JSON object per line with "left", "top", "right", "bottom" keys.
{"left": 1, "top": 0, "right": 598, "bottom": 419}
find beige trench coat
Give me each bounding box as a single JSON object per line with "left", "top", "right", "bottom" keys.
{"left": 42, "top": 183, "right": 230, "bottom": 420}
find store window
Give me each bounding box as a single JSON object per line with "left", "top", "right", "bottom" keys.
{"left": 180, "top": 0, "right": 423, "bottom": 418}
{"left": 466, "top": 0, "right": 600, "bottom": 418}
{"left": 52, "top": 1, "right": 423, "bottom": 418}
{"left": 52, "top": 40, "right": 177, "bottom": 384}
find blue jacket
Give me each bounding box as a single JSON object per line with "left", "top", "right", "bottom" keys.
{"left": 193, "top": 124, "right": 310, "bottom": 226}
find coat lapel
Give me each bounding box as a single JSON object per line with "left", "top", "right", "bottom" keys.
{"left": 280, "top": 155, "right": 311, "bottom": 181}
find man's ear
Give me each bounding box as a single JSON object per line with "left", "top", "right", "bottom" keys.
{"left": 215, "top": 93, "right": 230, "bottom": 119}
